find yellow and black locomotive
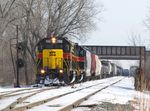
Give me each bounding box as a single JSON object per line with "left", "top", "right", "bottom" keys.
{"left": 36, "top": 37, "right": 85, "bottom": 85}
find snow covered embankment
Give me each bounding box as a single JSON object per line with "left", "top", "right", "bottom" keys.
{"left": 73, "top": 77, "right": 150, "bottom": 111}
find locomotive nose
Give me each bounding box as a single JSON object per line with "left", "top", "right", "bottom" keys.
{"left": 43, "top": 49, "right": 63, "bottom": 69}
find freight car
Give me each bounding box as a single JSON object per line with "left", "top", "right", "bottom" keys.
{"left": 101, "top": 61, "right": 124, "bottom": 78}
{"left": 116, "top": 66, "right": 123, "bottom": 76}
{"left": 123, "top": 69, "right": 129, "bottom": 76}
{"left": 111, "top": 63, "right": 117, "bottom": 76}
{"left": 85, "top": 50, "right": 102, "bottom": 80}
{"left": 130, "top": 66, "right": 138, "bottom": 77}
{"left": 35, "top": 37, "right": 102, "bottom": 85}
{"left": 101, "top": 60, "right": 112, "bottom": 78}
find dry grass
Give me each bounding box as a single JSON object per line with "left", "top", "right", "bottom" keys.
{"left": 91, "top": 102, "right": 133, "bottom": 111}
{"left": 130, "top": 92, "right": 150, "bottom": 111}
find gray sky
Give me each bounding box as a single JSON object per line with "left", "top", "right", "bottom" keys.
{"left": 84, "top": 0, "right": 150, "bottom": 47}
{"left": 84, "top": 0, "right": 150, "bottom": 69}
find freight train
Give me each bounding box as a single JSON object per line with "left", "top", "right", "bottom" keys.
{"left": 101, "top": 60, "right": 123, "bottom": 78}
{"left": 35, "top": 37, "right": 123, "bottom": 85}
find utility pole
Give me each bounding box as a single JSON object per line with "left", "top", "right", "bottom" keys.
{"left": 137, "top": 47, "right": 145, "bottom": 91}
{"left": 134, "top": 47, "right": 145, "bottom": 91}
{"left": 16, "top": 25, "right": 20, "bottom": 87}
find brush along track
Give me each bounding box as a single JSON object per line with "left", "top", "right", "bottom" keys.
{"left": 9, "top": 77, "right": 124, "bottom": 111}
{"left": 0, "top": 87, "right": 58, "bottom": 111}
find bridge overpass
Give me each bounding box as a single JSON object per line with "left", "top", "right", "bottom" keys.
{"left": 83, "top": 45, "right": 146, "bottom": 60}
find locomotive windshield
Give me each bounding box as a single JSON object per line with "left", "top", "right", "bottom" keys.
{"left": 37, "top": 38, "right": 63, "bottom": 52}
{"left": 44, "top": 43, "right": 62, "bottom": 49}
{"left": 37, "top": 43, "right": 63, "bottom": 51}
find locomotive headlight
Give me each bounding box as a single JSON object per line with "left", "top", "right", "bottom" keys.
{"left": 59, "top": 69, "right": 63, "bottom": 74}
{"left": 40, "top": 69, "right": 45, "bottom": 74}
{"left": 51, "top": 37, "right": 56, "bottom": 43}
{"left": 80, "top": 70, "right": 83, "bottom": 74}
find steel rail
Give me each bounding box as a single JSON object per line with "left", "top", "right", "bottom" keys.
{"left": 11, "top": 78, "right": 123, "bottom": 111}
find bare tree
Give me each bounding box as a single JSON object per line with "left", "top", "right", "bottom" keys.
{"left": 128, "top": 31, "right": 150, "bottom": 90}
{"left": 14, "top": 0, "right": 102, "bottom": 65}
{"left": 0, "top": 0, "right": 18, "bottom": 85}
{"left": 0, "top": 0, "right": 17, "bottom": 40}
{"left": 0, "top": 0, "right": 103, "bottom": 85}
{"left": 128, "top": 32, "right": 145, "bottom": 46}
{"left": 143, "top": 12, "right": 150, "bottom": 90}
{"left": 44, "top": 0, "right": 100, "bottom": 40}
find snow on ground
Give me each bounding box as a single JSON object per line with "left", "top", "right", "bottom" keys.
{"left": 0, "top": 87, "right": 27, "bottom": 93}
{"left": 72, "top": 77, "right": 150, "bottom": 111}
{"left": 80, "top": 77, "right": 135, "bottom": 105}
{"left": 26, "top": 77, "right": 122, "bottom": 111}
{"left": 0, "top": 92, "right": 37, "bottom": 110}
{"left": 0, "top": 77, "right": 120, "bottom": 110}
{"left": 0, "top": 76, "right": 149, "bottom": 111}
{"left": 16, "top": 77, "right": 121, "bottom": 108}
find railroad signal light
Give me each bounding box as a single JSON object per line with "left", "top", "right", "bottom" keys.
{"left": 16, "top": 58, "right": 24, "bottom": 68}
{"left": 16, "top": 42, "right": 25, "bottom": 51}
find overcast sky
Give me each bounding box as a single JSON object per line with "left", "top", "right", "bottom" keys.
{"left": 84, "top": 0, "right": 150, "bottom": 47}
{"left": 84, "top": 0, "right": 150, "bottom": 68}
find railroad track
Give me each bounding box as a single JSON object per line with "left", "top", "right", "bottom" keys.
{"left": 0, "top": 87, "right": 58, "bottom": 111}
{"left": 0, "top": 78, "right": 123, "bottom": 111}
{"left": 0, "top": 87, "right": 58, "bottom": 99}
{"left": 0, "top": 77, "right": 124, "bottom": 111}
{"left": 0, "top": 87, "right": 36, "bottom": 96}
{"left": 59, "top": 78, "right": 124, "bottom": 111}
{"left": 26, "top": 77, "right": 124, "bottom": 111}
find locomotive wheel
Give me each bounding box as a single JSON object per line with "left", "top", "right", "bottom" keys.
{"left": 70, "top": 73, "right": 76, "bottom": 84}
{"left": 63, "top": 73, "right": 76, "bottom": 85}
{"left": 77, "top": 74, "right": 84, "bottom": 83}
